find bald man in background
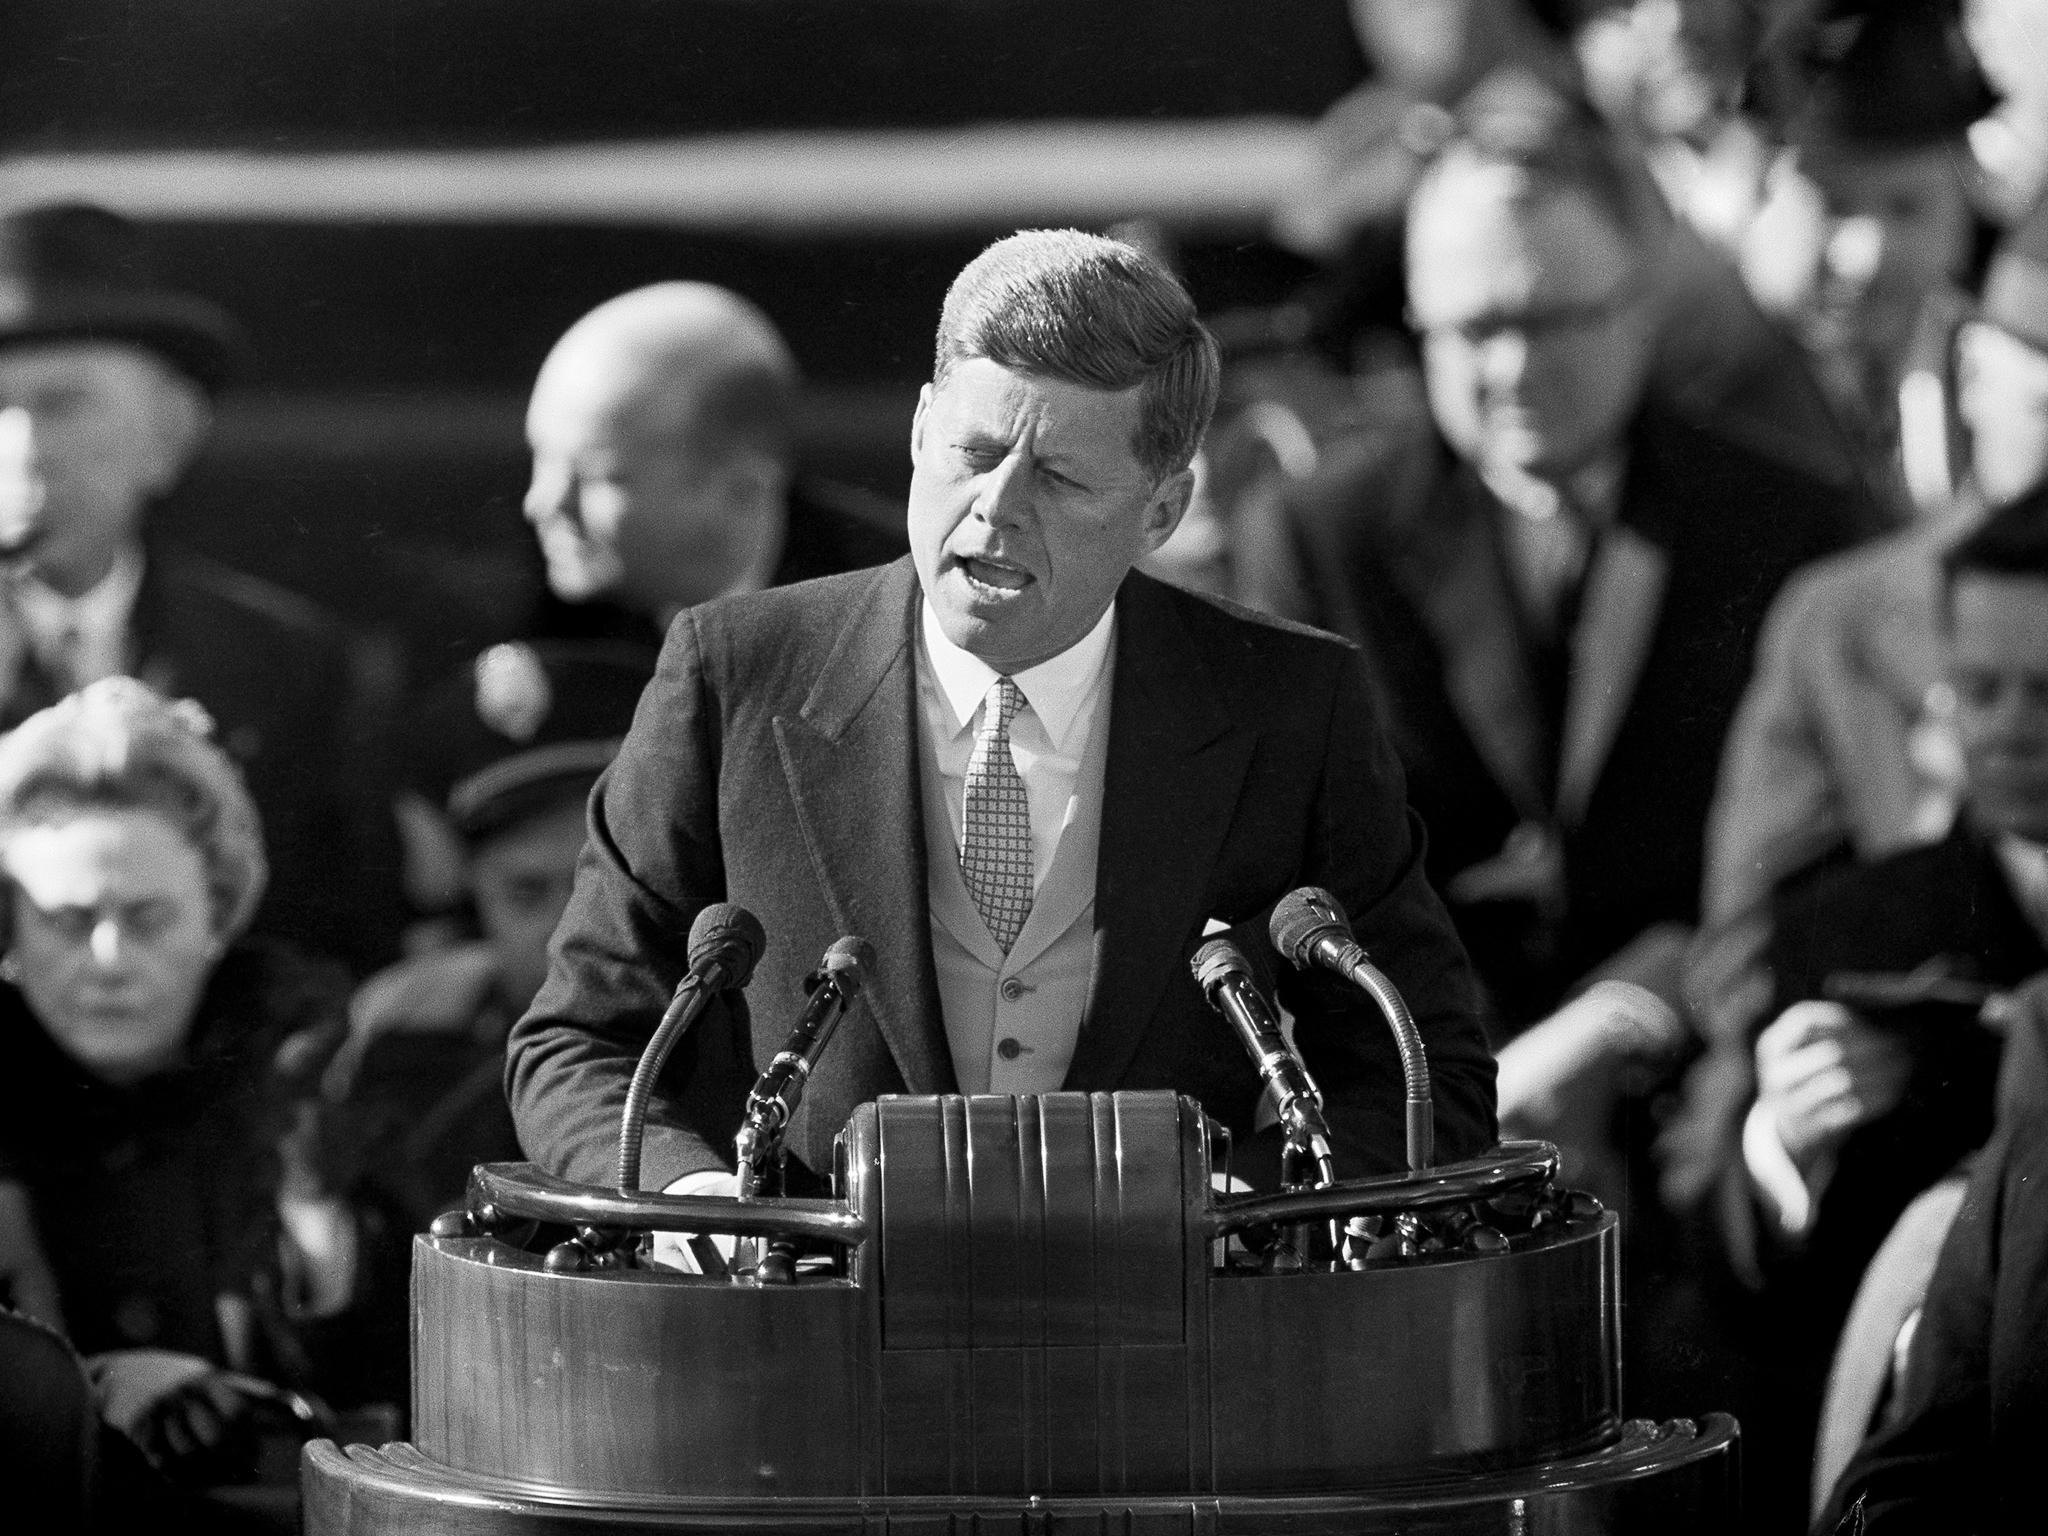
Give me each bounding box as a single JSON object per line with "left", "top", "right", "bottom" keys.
{"left": 524, "top": 282, "right": 906, "bottom": 652}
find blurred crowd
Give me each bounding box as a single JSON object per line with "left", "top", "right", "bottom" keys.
{"left": 2, "top": 1, "right": 2047, "bottom": 1531}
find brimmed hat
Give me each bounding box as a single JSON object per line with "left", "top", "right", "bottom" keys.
{"left": 1785, "top": 0, "right": 1994, "bottom": 152}
{"left": 407, "top": 640, "right": 656, "bottom": 839}
{"left": 1982, "top": 198, "right": 2048, "bottom": 355}
{"left": 0, "top": 203, "right": 241, "bottom": 391}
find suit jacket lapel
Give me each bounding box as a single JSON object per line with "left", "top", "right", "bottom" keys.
{"left": 1065, "top": 575, "right": 1254, "bottom": 1090}
{"left": 1556, "top": 520, "right": 1670, "bottom": 828}
{"left": 774, "top": 559, "right": 955, "bottom": 1093}
{"left": 1388, "top": 468, "right": 1552, "bottom": 818}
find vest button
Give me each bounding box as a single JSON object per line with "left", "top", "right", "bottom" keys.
{"left": 997, "top": 1037, "right": 1024, "bottom": 1060}
{"left": 1000, "top": 978, "right": 1025, "bottom": 1002}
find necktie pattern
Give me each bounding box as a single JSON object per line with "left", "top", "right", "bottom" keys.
{"left": 962, "top": 676, "right": 1033, "bottom": 954}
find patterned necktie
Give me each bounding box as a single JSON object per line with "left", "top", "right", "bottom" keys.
{"left": 962, "top": 676, "right": 1033, "bottom": 954}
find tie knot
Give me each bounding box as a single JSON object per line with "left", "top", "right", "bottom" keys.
{"left": 981, "top": 676, "right": 1024, "bottom": 739}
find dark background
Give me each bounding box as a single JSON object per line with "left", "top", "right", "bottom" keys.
{"left": 0, "top": 0, "right": 1366, "bottom": 674}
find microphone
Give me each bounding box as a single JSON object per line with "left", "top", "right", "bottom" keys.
{"left": 685, "top": 902, "right": 769, "bottom": 994}
{"left": 735, "top": 936, "right": 874, "bottom": 1284}
{"left": 1270, "top": 887, "right": 1433, "bottom": 1171}
{"left": 615, "top": 903, "right": 768, "bottom": 1191}
{"left": 1191, "top": 937, "right": 1335, "bottom": 1191}
{"left": 736, "top": 935, "right": 875, "bottom": 1193}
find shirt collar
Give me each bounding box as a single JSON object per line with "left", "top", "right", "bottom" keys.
{"left": 1479, "top": 449, "right": 1628, "bottom": 530}
{"left": 13, "top": 542, "right": 145, "bottom": 635}
{"left": 919, "top": 597, "right": 1117, "bottom": 750}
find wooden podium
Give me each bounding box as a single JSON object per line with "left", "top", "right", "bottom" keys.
{"left": 304, "top": 1091, "right": 1735, "bottom": 1533}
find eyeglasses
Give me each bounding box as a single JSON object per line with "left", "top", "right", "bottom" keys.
{"left": 1412, "top": 287, "right": 1644, "bottom": 350}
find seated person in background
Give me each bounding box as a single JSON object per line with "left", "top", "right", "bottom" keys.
{"left": 1705, "top": 199, "right": 2048, "bottom": 937}
{"left": 0, "top": 678, "right": 348, "bottom": 1492}
{"left": 522, "top": 281, "right": 906, "bottom": 652}
{"left": 0, "top": 203, "right": 403, "bottom": 974}
{"left": 1667, "top": 199, "right": 2048, "bottom": 1213}
{"left": 303, "top": 641, "right": 652, "bottom": 1411}
{"left": 508, "top": 229, "right": 1497, "bottom": 1206}
{"left": 1819, "top": 1103, "right": 2048, "bottom": 1533}
{"left": 1697, "top": 492, "right": 2048, "bottom": 1531}
{"left": 1280, "top": 75, "right": 1871, "bottom": 1032}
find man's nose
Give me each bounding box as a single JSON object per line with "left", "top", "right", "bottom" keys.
{"left": 88, "top": 917, "right": 125, "bottom": 968}
{"left": 1824, "top": 216, "right": 1885, "bottom": 287}
{"left": 0, "top": 406, "right": 36, "bottom": 466}
{"left": 523, "top": 463, "right": 576, "bottom": 527}
{"left": 971, "top": 453, "right": 1031, "bottom": 530}
{"left": 1476, "top": 331, "right": 1533, "bottom": 393}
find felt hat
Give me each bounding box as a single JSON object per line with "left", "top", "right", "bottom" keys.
{"left": 407, "top": 640, "right": 656, "bottom": 839}
{"left": 1786, "top": 0, "right": 1994, "bottom": 151}
{"left": 0, "top": 203, "right": 241, "bottom": 391}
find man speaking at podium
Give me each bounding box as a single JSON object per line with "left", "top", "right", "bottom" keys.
{"left": 508, "top": 231, "right": 1496, "bottom": 1198}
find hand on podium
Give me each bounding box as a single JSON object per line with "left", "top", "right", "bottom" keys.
{"left": 651, "top": 1171, "right": 741, "bottom": 1274}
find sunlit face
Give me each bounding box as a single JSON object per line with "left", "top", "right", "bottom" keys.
{"left": 907, "top": 357, "right": 1191, "bottom": 672}
{"left": 1576, "top": 0, "right": 1749, "bottom": 141}
{"left": 0, "top": 342, "right": 200, "bottom": 595}
{"left": 1949, "top": 574, "right": 2048, "bottom": 841}
{"left": 523, "top": 356, "right": 755, "bottom": 617}
{"left": 1960, "top": 321, "right": 2048, "bottom": 507}
{"left": 1802, "top": 146, "right": 1975, "bottom": 354}
{"left": 1409, "top": 176, "right": 1654, "bottom": 480}
{"left": 467, "top": 797, "right": 588, "bottom": 1013}
{"left": 3, "top": 807, "right": 220, "bottom": 1086}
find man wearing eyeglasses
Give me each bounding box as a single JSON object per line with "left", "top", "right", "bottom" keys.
{"left": 1283, "top": 75, "right": 1872, "bottom": 1032}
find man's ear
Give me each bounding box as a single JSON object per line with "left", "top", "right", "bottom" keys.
{"left": 909, "top": 383, "right": 933, "bottom": 462}
{"left": 140, "top": 369, "right": 212, "bottom": 497}
{"left": 1138, "top": 464, "right": 1197, "bottom": 556}
{"left": 721, "top": 447, "right": 790, "bottom": 519}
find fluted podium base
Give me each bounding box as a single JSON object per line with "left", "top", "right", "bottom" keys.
{"left": 304, "top": 1415, "right": 1738, "bottom": 1536}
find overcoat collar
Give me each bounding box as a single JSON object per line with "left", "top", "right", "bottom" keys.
{"left": 776, "top": 558, "right": 956, "bottom": 1093}
{"left": 778, "top": 563, "right": 1258, "bottom": 1097}
{"left": 1063, "top": 572, "right": 1255, "bottom": 1090}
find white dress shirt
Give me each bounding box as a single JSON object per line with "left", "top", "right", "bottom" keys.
{"left": 915, "top": 598, "right": 1115, "bottom": 891}
{"left": 3, "top": 543, "right": 145, "bottom": 699}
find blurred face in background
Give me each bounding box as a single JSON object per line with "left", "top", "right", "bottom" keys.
{"left": 1409, "top": 169, "right": 1656, "bottom": 481}
{"left": 467, "top": 794, "right": 588, "bottom": 1013}
{"left": 1949, "top": 572, "right": 2048, "bottom": 841}
{"left": 3, "top": 806, "right": 219, "bottom": 1086}
{"left": 1573, "top": 0, "right": 1752, "bottom": 143}
{"left": 1960, "top": 321, "right": 2048, "bottom": 506}
{"left": 1798, "top": 145, "right": 1976, "bottom": 362}
{"left": 0, "top": 342, "right": 206, "bottom": 597}
{"left": 524, "top": 351, "right": 765, "bottom": 619}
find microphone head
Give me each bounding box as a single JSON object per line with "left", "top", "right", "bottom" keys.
{"left": 688, "top": 902, "right": 767, "bottom": 988}
{"left": 820, "top": 935, "right": 876, "bottom": 996}
{"left": 1191, "top": 936, "right": 1253, "bottom": 994}
{"left": 1270, "top": 886, "right": 1352, "bottom": 968}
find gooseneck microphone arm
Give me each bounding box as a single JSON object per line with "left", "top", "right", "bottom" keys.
{"left": 1270, "top": 887, "right": 1433, "bottom": 1172}
{"left": 1191, "top": 938, "right": 1337, "bottom": 1193}
{"left": 735, "top": 937, "right": 875, "bottom": 1199}
{"left": 615, "top": 903, "right": 767, "bottom": 1192}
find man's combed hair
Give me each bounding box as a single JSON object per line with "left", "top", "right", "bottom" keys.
{"left": 0, "top": 677, "right": 268, "bottom": 938}
{"left": 1410, "top": 70, "right": 1672, "bottom": 258}
{"left": 933, "top": 229, "right": 1221, "bottom": 482}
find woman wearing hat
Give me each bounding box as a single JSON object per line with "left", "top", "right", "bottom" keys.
{"left": 0, "top": 677, "right": 351, "bottom": 1494}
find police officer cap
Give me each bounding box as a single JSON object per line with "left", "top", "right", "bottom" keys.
{"left": 409, "top": 640, "right": 655, "bottom": 839}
